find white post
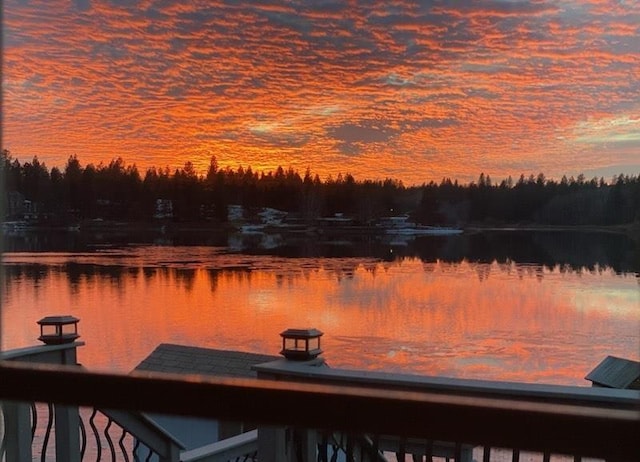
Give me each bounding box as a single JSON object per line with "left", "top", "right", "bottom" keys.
{"left": 298, "top": 428, "right": 318, "bottom": 462}
{"left": 2, "top": 401, "right": 33, "bottom": 462}
{"left": 54, "top": 404, "right": 81, "bottom": 462}
{"left": 257, "top": 425, "right": 288, "bottom": 462}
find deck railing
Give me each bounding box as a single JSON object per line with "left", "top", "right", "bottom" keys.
{"left": 1, "top": 360, "right": 638, "bottom": 462}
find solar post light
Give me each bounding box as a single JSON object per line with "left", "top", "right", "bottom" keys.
{"left": 280, "top": 328, "right": 323, "bottom": 361}
{"left": 37, "top": 315, "right": 80, "bottom": 345}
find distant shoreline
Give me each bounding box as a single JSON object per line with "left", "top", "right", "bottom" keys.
{"left": 4, "top": 218, "right": 637, "bottom": 240}
{"left": 71, "top": 220, "right": 640, "bottom": 240}
{"left": 465, "top": 223, "right": 638, "bottom": 236}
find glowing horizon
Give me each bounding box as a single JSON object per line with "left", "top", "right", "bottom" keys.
{"left": 3, "top": 1, "right": 639, "bottom": 185}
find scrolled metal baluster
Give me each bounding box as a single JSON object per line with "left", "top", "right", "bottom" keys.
{"left": 79, "top": 414, "right": 87, "bottom": 460}
{"left": 318, "top": 432, "right": 329, "bottom": 462}
{"left": 118, "top": 427, "right": 130, "bottom": 462}
{"left": 104, "top": 417, "right": 117, "bottom": 462}
{"left": 30, "top": 402, "right": 37, "bottom": 440}
{"left": 367, "top": 434, "right": 381, "bottom": 461}
{"left": 330, "top": 432, "right": 342, "bottom": 462}
{"left": 345, "top": 434, "right": 355, "bottom": 462}
{"left": 89, "top": 408, "right": 102, "bottom": 462}
{"left": 40, "top": 402, "right": 54, "bottom": 462}
{"left": 144, "top": 444, "right": 153, "bottom": 462}
{"left": 132, "top": 438, "right": 141, "bottom": 462}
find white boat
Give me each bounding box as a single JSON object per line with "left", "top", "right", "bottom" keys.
{"left": 2, "top": 221, "right": 29, "bottom": 234}
{"left": 240, "top": 224, "right": 266, "bottom": 234}
{"left": 385, "top": 226, "right": 462, "bottom": 236}
{"left": 378, "top": 215, "right": 462, "bottom": 236}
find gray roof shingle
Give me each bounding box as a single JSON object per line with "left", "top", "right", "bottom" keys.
{"left": 585, "top": 355, "right": 640, "bottom": 389}
{"left": 133, "top": 343, "right": 279, "bottom": 378}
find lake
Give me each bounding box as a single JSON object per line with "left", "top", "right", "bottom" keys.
{"left": 1, "top": 229, "right": 638, "bottom": 386}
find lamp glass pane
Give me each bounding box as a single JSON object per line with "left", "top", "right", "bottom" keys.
{"left": 41, "top": 325, "right": 59, "bottom": 336}
{"left": 61, "top": 323, "right": 77, "bottom": 335}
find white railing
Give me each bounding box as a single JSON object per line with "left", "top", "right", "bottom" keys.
{"left": 1, "top": 342, "right": 638, "bottom": 462}
{"left": 1, "top": 360, "right": 638, "bottom": 462}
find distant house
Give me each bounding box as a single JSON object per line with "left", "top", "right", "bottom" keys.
{"left": 5, "top": 191, "right": 25, "bottom": 218}
{"left": 585, "top": 356, "right": 640, "bottom": 389}
{"left": 133, "top": 344, "right": 278, "bottom": 452}
{"left": 258, "top": 207, "right": 288, "bottom": 225}
{"left": 154, "top": 199, "right": 173, "bottom": 219}
{"left": 227, "top": 204, "right": 244, "bottom": 222}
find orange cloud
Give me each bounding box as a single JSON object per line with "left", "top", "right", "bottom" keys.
{"left": 3, "top": 0, "right": 639, "bottom": 184}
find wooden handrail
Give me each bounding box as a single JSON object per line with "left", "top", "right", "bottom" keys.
{"left": 1, "top": 361, "right": 638, "bottom": 461}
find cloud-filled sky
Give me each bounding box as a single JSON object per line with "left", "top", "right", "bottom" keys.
{"left": 3, "top": 0, "right": 639, "bottom": 184}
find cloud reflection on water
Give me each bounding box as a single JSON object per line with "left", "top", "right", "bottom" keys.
{"left": 2, "top": 250, "right": 638, "bottom": 386}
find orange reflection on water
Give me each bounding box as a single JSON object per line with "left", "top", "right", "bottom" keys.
{"left": 2, "top": 258, "right": 638, "bottom": 385}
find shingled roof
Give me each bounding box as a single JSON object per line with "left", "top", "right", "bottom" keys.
{"left": 133, "top": 343, "right": 279, "bottom": 378}
{"left": 585, "top": 355, "right": 640, "bottom": 389}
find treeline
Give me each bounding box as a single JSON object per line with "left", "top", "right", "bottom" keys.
{"left": 417, "top": 172, "right": 640, "bottom": 226}
{"left": 2, "top": 150, "right": 639, "bottom": 226}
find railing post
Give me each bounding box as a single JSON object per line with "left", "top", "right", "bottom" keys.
{"left": 1, "top": 317, "right": 85, "bottom": 461}
{"left": 257, "top": 425, "right": 288, "bottom": 462}
{"left": 2, "top": 401, "right": 33, "bottom": 462}
{"left": 54, "top": 404, "right": 81, "bottom": 462}
{"left": 293, "top": 427, "right": 318, "bottom": 462}
{"left": 158, "top": 443, "right": 181, "bottom": 462}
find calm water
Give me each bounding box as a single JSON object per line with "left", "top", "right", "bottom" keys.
{"left": 2, "top": 230, "right": 638, "bottom": 385}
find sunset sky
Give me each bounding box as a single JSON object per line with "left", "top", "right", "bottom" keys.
{"left": 3, "top": 0, "right": 639, "bottom": 185}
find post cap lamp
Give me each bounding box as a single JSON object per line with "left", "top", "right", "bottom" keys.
{"left": 280, "top": 328, "right": 323, "bottom": 361}
{"left": 37, "top": 315, "right": 80, "bottom": 345}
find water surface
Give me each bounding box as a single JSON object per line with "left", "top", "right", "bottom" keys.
{"left": 2, "top": 231, "right": 638, "bottom": 385}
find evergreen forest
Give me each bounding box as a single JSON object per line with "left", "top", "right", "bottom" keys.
{"left": 2, "top": 150, "right": 639, "bottom": 227}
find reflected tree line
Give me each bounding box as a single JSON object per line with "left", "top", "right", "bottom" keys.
{"left": 2, "top": 233, "right": 637, "bottom": 297}
{"left": 3, "top": 151, "right": 639, "bottom": 226}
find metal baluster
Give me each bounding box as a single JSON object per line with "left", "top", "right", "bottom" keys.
{"left": 79, "top": 414, "right": 87, "bottom": 460}
{"left": 144, "top": 444, "right": 153, "bottom": 462}
{"left": 397, "top": 437, "right": 406, "bottom": 461}
{"left": 542, "top": 451, "right": 550, "bottom": 462}
{"left": 30, "top": 403, "right": 37, "bottom": 440}
{"left": 371, "top": 434, "right": 380, "bottom": 461}
{"left": 118, "top": 428, "right": 130, "bottom": 462}
{"left": 425, "top": 439, "right": 433, "bottom": 462}
{"left": 346, "top": 434, "right": 355, "bottom": 462}
{"left": 132, "top": 439, "right": 141, "bottom": 462}
{"left": 330, "top": 441, "right": 339, "bottom": 462}
{"left": 89, "top": 409, "right": 102, "bottom": 462}
{"left": 318, "top": 432, "right": 329, "bottom": 462}
{"left": 511, "top": 448, "right": 520, "bottom": 462}
{"left": 104, "top": 418, "right": 117, "bottom": 462}
{"left": 40, "top": 402, "right": 54, "bottom": 462}
{"left": 330, "top": 432, "right": 343, "bottom": 462}
{"left": 483, "top": 446, "right": 491, "bottom": 462}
